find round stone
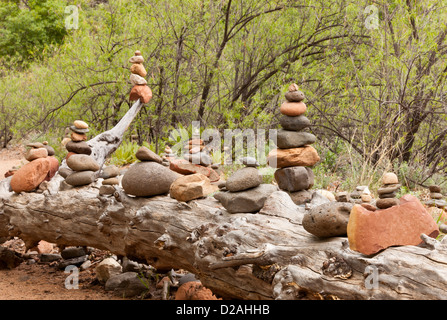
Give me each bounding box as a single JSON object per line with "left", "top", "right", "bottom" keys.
{"left": 25, "top": 147, "right": 48, "bottom": 161}
{"left": 276, "top": 130, "right": 316, "bottom": 149}
{"left": 73, "top": 120, "right": 89, "bottom": 129}
{"left": 121, "top": 161, "right": 179, "bottom": 197}
{"left": 67, "top": 154, "right": 100, "bottom": 172}
{"left": 284, "top": 90, "right": 305, "bottom": 102}
{"left": 376, "top": 198, "right": 400, "bottom": 209}
{"left": 382, "top": 172, "right": 398, "bottom": 185}
{"left": 429, "top": 185, "right": 441, "bottom": 193}
{"left": 279, "top": 115, "right": 311, "bottom": 131}
{"left": 65, "top": 171, "right": 95, "bottom": 186}
{"left": 65, "top": 141, "right": 92, "bottom": 155}
{"left": 280, "top": 101, "right": 307, "bottom": 117}
{"left": 225, "top": 167, "right": 263, "bottom": 192}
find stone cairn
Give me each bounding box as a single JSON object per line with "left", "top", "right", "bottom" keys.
{"left": 128, "top": 50, "right": 152, "bottom": 104}
{"left": 214, "top": 156, "right": 277, "bottom": 213}
{"left": 61, "top": 120, "right": 100, "bottom": 187}
{"left": 10, "top": 142, "right": 59, "bottom": 193}
{"left": 169, "top": 139, "right": 220, "bottom": 183}
{"left": 425, "top": 185, "right": 447, "bottom": 209}
{"left": 376, "top": 172, "right": 401, "bottom": 209}
{"left": 267, "top": 83, "right": 320, "bottom": 204}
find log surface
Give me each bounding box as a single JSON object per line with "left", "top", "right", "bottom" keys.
{"left": 1, "top": 184, "right": 447, "bottom": 300}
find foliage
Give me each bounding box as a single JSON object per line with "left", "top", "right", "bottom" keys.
{"left": 0, "top": 0, "right": 447, "bottom": 186}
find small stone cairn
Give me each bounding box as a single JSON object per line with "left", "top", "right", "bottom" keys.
{"left": 376, "top": 172, "right": 401, "bottom": 209}
{"left": 425, "top": 185, "right": 447, "bottom": 209}
{"left": 128, "top": 50, "right": 152, "bottom": 104}
{"left": 214, "top": 157, "right": 278, "bottom": 213}
{"left": 267, "top": 83, "right": 320, "bottom": 204}
{"left": 62, "top": 120, "right": 100, "bottom": 187}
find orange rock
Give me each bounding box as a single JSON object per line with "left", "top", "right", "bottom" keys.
{"left": 10, "top": 158, "right": 51, "bottom": 193}
{"left": 130, "top": 63, "right": 147, "bottom": 77}
{"left": 71, "top": 132, "right": 87, "bottom": 142}
{"left": 65, "top": 152, "right": 77, "bottom": 161}
{"left": 169, "top": 159, "right": 220, "bottom": 182}
{"left": 267, "top": 146, "right": 320, "bottom": 168}
{"left": 44, "top": 156, "right": 60, "bottom": 181}
{"left": 347, "top": 195, "right": 439, "bottom": 255}
{"left": 129, "top": 85, "right": 153, "bottom": 104}
{"left": 280, "top": 101, "right": 307, "bottom": 116}
{"left": 175, "top": 282, "right": 220, "bottom": 300}
{"left": 36, "top": 240, "right": 54, "bottom": 254}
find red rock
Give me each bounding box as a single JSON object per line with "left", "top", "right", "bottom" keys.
{"left": 267, "top": 146, "right": 320, "bottom": 168}
{"left": 280, "top": 101, "right": 307, "bottom": 116}
{"left": 10, "top": 158, "right": 51, "bottom": 193}
{"left": 129, "top": 85, "right": 153, "bottom": 104}
{"left": 169, "top": 159, "right": 220, "bottom": 182}
{"left": 347, "top": 195, "right": 439, "bottom": 255}
{"left": 65, "top": 152, "right": 77, "bottom": 161}
{"left": 175, "top": 282, "right": 220, "bottom": 300}
{"left": 44, "top": 156, "right": 60, "bottom": 181}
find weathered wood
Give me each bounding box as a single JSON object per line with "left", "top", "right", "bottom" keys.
{"left": 1, "top": 185, "right": 447, "bottom": 300}
{"left": 2, "top": 97, "right": 447, "bottom": 299}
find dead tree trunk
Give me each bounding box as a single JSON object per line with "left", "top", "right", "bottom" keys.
{"left": 2, "top": 98, "right": 447, "bottom": 300}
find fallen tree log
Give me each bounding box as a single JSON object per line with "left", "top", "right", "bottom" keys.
{"left": 2, "top": 184, "right": 447, "bottom": 300}
{"left": 2, "top": 99, "right": 447, "bottom": 300}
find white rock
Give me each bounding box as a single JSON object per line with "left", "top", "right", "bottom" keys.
{"left": 130, "top": 73, "right": 147, "bottom": 85}
{"left": 95, "top": 257, "right": 122, "bottom": 283}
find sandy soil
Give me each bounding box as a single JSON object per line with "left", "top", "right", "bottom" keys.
{"left": 0, "top": 146, "right": 126, "bottom": 300}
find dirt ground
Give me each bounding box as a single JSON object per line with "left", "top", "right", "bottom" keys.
{"left": 0, "top": 146, "right": 128, "bottom": 300}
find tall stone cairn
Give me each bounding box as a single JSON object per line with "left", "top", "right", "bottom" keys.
{"left": 267, "top": 83, "right": 320, "bottom": 204}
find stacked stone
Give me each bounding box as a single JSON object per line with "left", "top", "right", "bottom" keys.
{"left": 169, "top": 139, "right": 220, "bottom": 182}
{"left": 267, "top": 83, "right": 320, "bottom": 204}
{"left": 426, "top": 185, "right": 447, "bottom": 209}
{"left": 62, "top": 120, "right": 100, "bottom": 187}
{"left": 121, "top": 146, "right": 178, "bottom": 197}
{"left": 183, "top": 139, "right": 212, "bottom": 167}
{"left": 97, "top": 165, "right": 121, "bottom": 196}
{"left": 128, "top": 50, "right": 152, "bottom": 104}
{"left": 214, "top": 157, "right": 277, "bottom": 213}
{"left": 10, "top": 142, "right": 59, "bottom": 193}
{"left": 376, "top": 172, "right": 401, "bottom": 209}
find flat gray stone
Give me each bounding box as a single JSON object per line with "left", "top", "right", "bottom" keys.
{"left": 279, "top": 115, "right": 311, "bottom": 131}
{"left": 214, "top": 184, "right": 278, "bottom": 213}
{"left": 226, "top": 167, "right": 263, "bottom": 192}
{"left": 276, "top": 130, "right": 316, "bottom": 149}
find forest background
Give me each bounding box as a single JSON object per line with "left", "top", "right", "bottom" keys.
{"left": 0, "top": 0, "right": 446, "bottom": 193}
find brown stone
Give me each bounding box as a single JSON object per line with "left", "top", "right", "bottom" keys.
{"left": 175, "top": 281, "right": 220, "bottom": 300}
{"left": 267, "top": 146, "right": 320, "bottom": 168}
{"left": 376, "top": 198, "right": 400, "bottom": 209}
{"left": 130, "top": 63, "right": 147, "bottom": 77}
{"left": 169, "top": 173, "right": 217, "bottom": 202}
{"left": 129, "top": 85, "right": 153, "bottom": 104}
{"left": 44, "top": 156, "right": 60, "bottom": 181}
{"left": 347, "top": 195, "right": 439, "bottom": 255}
{"left": 279, "top": 101, "right": 307, "bottom": 116}
{"left": 25, "top": 147, "right": 48, "bottom": 161}
{"left": 73, "top": 120, "right": 89, "bottom": 129}
{"left": 382, "top": 172, "right": 398, "bottom": 185}
{"left": 10, "top": 158, "right": 51, "bottom": 193}
{"left": 188, "top": 139, "right": 204, "bottom": 146}
{"left": 169, "top": 159, "right": 219, "bottom": 183}
{"left": 70, "top": 132, "right": 87, "bottom": 142}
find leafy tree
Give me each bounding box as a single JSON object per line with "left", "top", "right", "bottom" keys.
{"left": 0, "top": 0, "right": 68, "bottom": 69}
